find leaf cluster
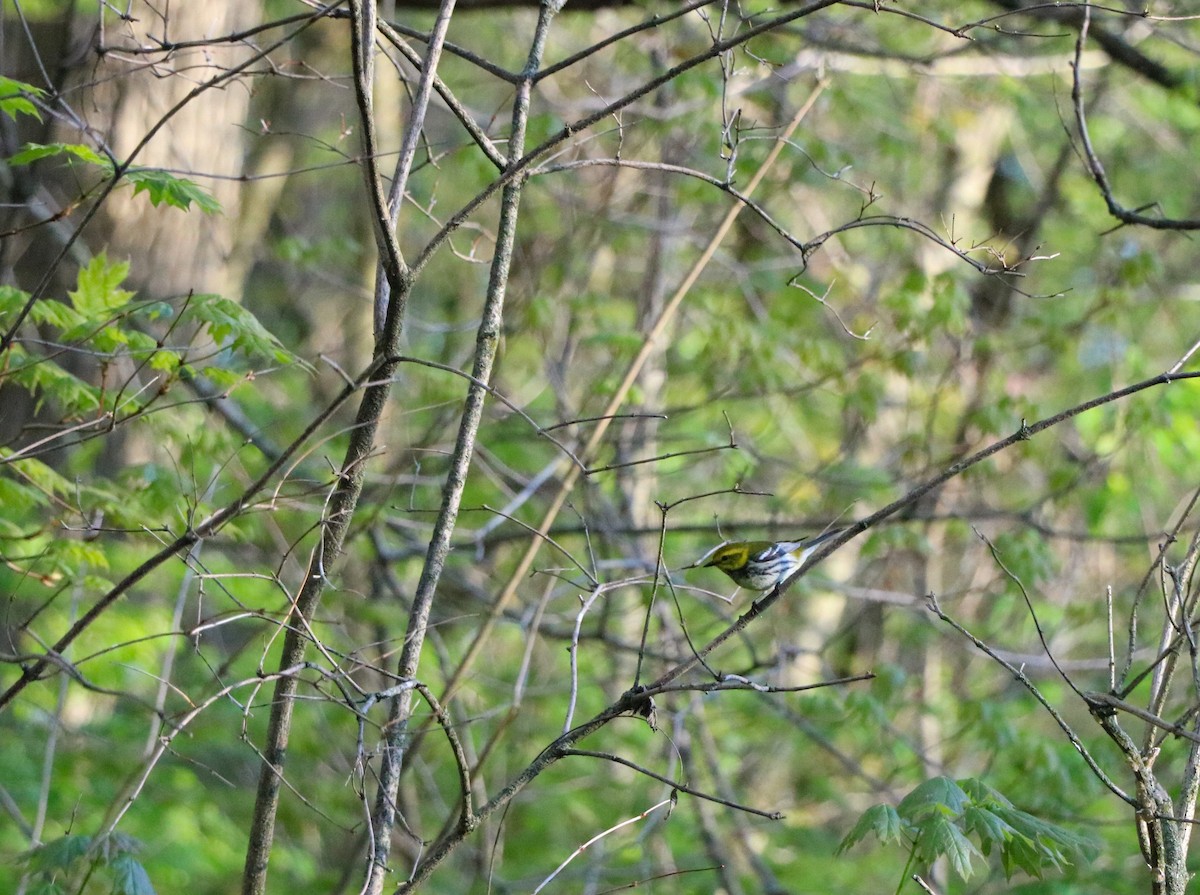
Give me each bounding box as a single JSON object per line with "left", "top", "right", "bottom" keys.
{"left": 839, "top": 775, "right": 1098, "bottom": 887}
{"left": 20, "top": 833, "right": 155, "bottom": 895}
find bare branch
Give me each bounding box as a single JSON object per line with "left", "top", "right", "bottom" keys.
{"left": 928, "top": 594, "right": 1132, "bottom": 804}
{"left": 1071, "top": 5, "right": 1200, "bottom": 231}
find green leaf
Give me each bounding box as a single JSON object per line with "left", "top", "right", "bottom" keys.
{"left": 23, "top": 834, "right": 92, "bottom": 873}
{"left": 109, "top": 852, "right": 157, "bottom": 895}
{"left": 916, "top": 814, "right": 981, "bottom": 880}
{"left": 963, "top": 805, "right": 1017, "bottom": 855}
{"left": 989, "top": 527, "right": 1057, "bottom": 590}
{"left": 958, "top": 777, "right": 1012, "bottom": 806}
{"left": 1000, "top": 823, "right": 1047, "bottom": 879}
{"left": 841, "top": 776, "right": 1094, "bottom": 884}
{"left": 992, "top": 804, "right": 1096, "bottom": 874}
{"left": 125, "top": 166, "right": 222, "bottom": 214}
{"left": 68, "top": 253, "right": 135, "bottom": 318}
{"left": 1, "top": 451, "right": 75, "bottom": 499}
{"left": 52, "top": 539, "right": 111, "bottom": 573}
{"left": 83, "top": 572, "right": 116, "bottom": 591}
{"left": 188, "top": 293, "right": 309, "bottom": 368}
{"left": 122, "top": 328, "right": 160, "bottom": 353}
{"left": 29, "top": 296, "right": 85, "bottom": 331}
{"left": 91, "top": 324, "right": 131, "bottom": 353}
{"left": 4, "top": 345, "right": 102, "bottom": 415}
{"left": 0, "top": 474, "right": 50, "bottom": 510}
{"left": 837, "top": 804, "right": 907, "bottom": 853}
{"left": 8, "top": 141, "right": 107, "bottom": 167}
{"left": 148, "top": 348, "right": 183, "bottom": 372}
{"left": 0, "top": 283, "right": 31, "bottom": 322}
{"left": 897, "top": 775, "right": 970, "bottom": 821}
{"left": 0, "top": 76, "right": 46, "bottom": 121}
{"left": 131, "top": 300, "right": 176, "bottom": 322}
{"left": 202, "top": 365, "right": 244, "bottom": 389}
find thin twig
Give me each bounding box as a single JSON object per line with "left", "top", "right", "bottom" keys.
{"left": 1084, "top": 693, "right": 1200, "bottom": 747}
{"left": 386, "top": 353, "right": 586, "bottom": 470}
{"left": 653, "top": 373, "right": 1200, "bottom": 694}
{"left": 927, "top": 593, "right": 1132, "bottom": 804}
{"left": 544, "top": 412, "right": 667, "bottom": 433}
{"left": 585, "top": 440, "right": 737, "bottom": 476}
{"left": 414, "top": 683, "right": 475, "bottom": 832}
{"left": 562, "top": 749, "right": 780, "bottom": 819}
{"left": 976, "top": 528, "right": 1087, "bottom": 700}
{"left": 1107, "top": 585, "right": 1116, "bottom": 693}
{"left": 1071, "top": 4, "right": 1200, "bottom": 230}
{"left": 376, "top": 20, "right": 505, "bottom": 170}
{"left": 565, "top": 585, "right": 609, "bottom": 734}
{"left": 530, "top": 795, "right": 676, "bottom": 895}
{"left": 410, "top": 2, "right": 842, "bottom": 278}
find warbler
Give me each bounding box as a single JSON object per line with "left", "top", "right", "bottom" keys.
{"left": 694, "top": 528, "right": 845, "bottom": 591}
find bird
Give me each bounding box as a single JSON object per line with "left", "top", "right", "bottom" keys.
{"left": 693, "top": 528, "right": 846, "bottom": 591}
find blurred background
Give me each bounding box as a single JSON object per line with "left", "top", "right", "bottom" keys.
{"left": 3, "top": 2, "right": 1200, "bottom": 892}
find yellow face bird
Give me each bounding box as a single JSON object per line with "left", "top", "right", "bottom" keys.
{"left": 696, "top": 529, "right": 845, "bottom": 591}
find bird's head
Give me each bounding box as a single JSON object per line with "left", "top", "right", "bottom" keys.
{"left": 694, "top": 541, "right": 753, "bottom": 573}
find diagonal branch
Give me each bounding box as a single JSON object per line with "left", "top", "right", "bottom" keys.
{"left": 1071, "top": 5, "right": 1200, "bottom": 231}
{"left": 651, "top": 369, "right": 1200, "bottom": 694}
{"left": 376, "top": 20, "right": 506, "bottom": 171}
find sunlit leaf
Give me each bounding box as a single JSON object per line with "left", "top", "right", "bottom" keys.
{"left": 0, "top": 76, "right": 46, "bottom": 121}
{"left": 125, "top": 166, "right": 222, "bottom": 214}
{"left": 188, "top": 293, "right": 310, "bottom": 368}
{"left": 68, "top": 253, "right": 135, "bottom": 318}
{"left": 8, "top": 141, "right": 106, "bottom": 167}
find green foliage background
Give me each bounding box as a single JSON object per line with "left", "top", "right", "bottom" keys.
{"left": 3, "top": 2, "right": 1200, "bottom": 893}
